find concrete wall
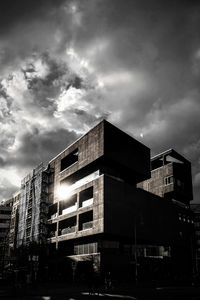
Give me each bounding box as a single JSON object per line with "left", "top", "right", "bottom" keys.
{"left": 104, "top": 175, "right": 191, "bottom": 246}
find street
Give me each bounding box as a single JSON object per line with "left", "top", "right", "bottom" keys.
{"left": 1, "top": 284, "right": 200, "bottom": 300}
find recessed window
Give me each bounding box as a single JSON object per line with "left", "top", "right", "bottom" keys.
{"left": 79, "top": 187, "right": 93, "bottom": 208}
{"left": 59, "top": 216, "right": 76, "bottom": 236}
{"left": 60, "top": 148, "right": 78, "bottom": 171}
{"left": 79, "top": 210, "right": 93, "bottom": 231}
{"left": 164, "top": 176, "right": 173, "bottom": 185}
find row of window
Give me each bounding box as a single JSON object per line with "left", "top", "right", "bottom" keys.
{"left": 146, "top": 176, "right": 184, "bottom": 190}
{"left": 50, "top": 186, "right": 94, "bottom": 219}
{"left": 74, "top": 242, "right": 97, "bottom": 255}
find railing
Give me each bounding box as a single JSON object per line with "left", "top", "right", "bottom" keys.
{"left": 61, "top": 226, "right": 76, "bottom": 235}
{"left": 82, "top": 221, "right": 93, "bottom": 230}
{"left": 62, "top": 203, "right": 77, "bottom": 215}
{"left": 81, "top": 198, "right": 93, "bottom": 208}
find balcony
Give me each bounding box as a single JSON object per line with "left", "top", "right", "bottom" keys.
{"left": 61, "top": 226, "right": 76, "bottom": 235}
{"left": 81, "top": 198, "right": 93, "bottom": 208}
{"left": 62, "top": 203, "right": 77, "bottom": 215}
{"left": 82, "top": 221, "right": 93, "bottom": 230}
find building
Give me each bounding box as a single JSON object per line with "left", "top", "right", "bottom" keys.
{"left": 46, "top": 121, "right": 194, "bottom": 282}
{"left": 190, "top": 204, "right": 200, "bottom": 278}
{"left": 9, "top": 190, "right": 20, "bottom": 253}
{"left": 137, "top": 149, "right": 193, "bottom": 205}
{"left": 16, "top": 163, "right": 49, "bottom": 248}
{"left": 0, "top": 198, "right": 12, "bottom": 276}
{"left": 47, "top": 120, "right": 150, "bottom": 281}
{"left": 138, "top": 148, "right": 194, "bottom": 281}
{"left": 7, "top": 120, "right": 195, "bottom": 283}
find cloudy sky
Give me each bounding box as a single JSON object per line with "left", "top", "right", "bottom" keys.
{"left": 0, "top": 0, "right": 200, "bottom": 203}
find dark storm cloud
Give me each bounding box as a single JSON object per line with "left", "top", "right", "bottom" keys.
{"left": 0, "top": 0, "right": 65, "bottom": 33}
{"left": 1, "top": 0, "right": 200, "bottom": 202}
{"left": 10, "top": 128, "right": 79, "bottom": 169}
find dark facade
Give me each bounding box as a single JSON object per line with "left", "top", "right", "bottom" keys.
{"left": 190, "top": 204, "right": 200, "bottom": 278}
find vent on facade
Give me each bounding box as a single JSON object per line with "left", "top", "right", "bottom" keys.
{"left": 60, "top": 149, "right": 78, "bottom": 171}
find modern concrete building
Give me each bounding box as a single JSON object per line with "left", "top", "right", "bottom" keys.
{"left": 0, "top": 198, "right": 12, "bottom": 275}
{"left": 47, "top": 120, "right": 151, "bottom": 281}
{"left": 6, "top": 120, "right": 195, "bottom": 283}
{"left": 45, "top": 121, "right": 194, "bottom": 282}
{"left": 137, "top": 149, "right": 193, "bottom": 204}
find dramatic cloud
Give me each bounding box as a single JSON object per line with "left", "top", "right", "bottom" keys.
{"left": 0, "top": 0, "right": 200, "bottom": 202}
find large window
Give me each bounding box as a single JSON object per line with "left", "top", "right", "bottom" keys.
{"left": 74, "top": 242, "right": 97, "bottom": 255}
{"left": 79, "top": 210, "right": 93, "bottom": 231}
{"left": 60, "top": 148, "right": 78, "bottom": 171}
{"left": 79, "top": 187, "right": 93, "bottom": 208}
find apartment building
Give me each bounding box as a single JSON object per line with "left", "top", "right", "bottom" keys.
{"left": 137, "top": 149, "right": 193, "bottom": 204}
{"left": 16, "top": 163, "right": 49, "bottom": 247}
{"left": 138, "top": 148, "right": 194, "bottom": 281}
{"left": 47, "top": 120, "right": 150, "bottom": 280}
{"left": 6, "top": 120, "right": 194, "bottom": 282}
{"left": 46, "top": 120, "right": 194, "bottom": 282}
{"left": 0, "top": 198, "right": 12, "bottom": 274}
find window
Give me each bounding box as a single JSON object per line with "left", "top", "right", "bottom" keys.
{"left": 79, "top": 187, "right": 93, "bottom": 208}
{"left": 60, "top": 148, "right": 78, "bottom": 171}
{"left": 74, "top": 242, "right": 97, "bottom": 255}
{"left": 59, "top": 216, "right": 76, "bottom": 236}
{"left": 164, "top": 176, "right": 173, "bottom": 185}
{"left": 79, "top": 210, "right": 93, "bottom": 231}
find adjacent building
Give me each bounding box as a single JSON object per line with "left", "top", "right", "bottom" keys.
{"left": 0, "top": 198, "right": 13, "bottom": 275}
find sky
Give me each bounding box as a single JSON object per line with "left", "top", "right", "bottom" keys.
{"left": 0, "top": 0, "right": 200, "bottom": 203}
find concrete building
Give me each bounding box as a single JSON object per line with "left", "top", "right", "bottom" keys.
{"left": 47, "top": 120, "right": 150, "bottom": 281}
{"left": 137, "top": 149, "right": 193, "bottom": 204}
{"left": 45, "top": 121, "right": 194, "bottom": 282}
{"left": 9, "top": 191, "right": 20, "bottom": 253}
{"left": 6, "top": 120, "right": 195, "bottom": 283}
{"left": 190, "top": 204, "right": 200, "bottom": 278}
{"left": 138, "top": 148, "right": 194, "bottom": 281}
{"left": 0, "top": 198, "right": 12, "bottom": 275}
{"left": 16, "top": 163, "right": 49, "bottom": 248}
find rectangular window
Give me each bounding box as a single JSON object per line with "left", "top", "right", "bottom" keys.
{"left": 164, "top": 176, "right": 173, "bottom": 185}
{"left": 79, "top": 187, "right": 93, "bottom": 208}
{"left": 60, "top": 148, "right": 78, "bottom": 171}
{"left": 79, "top": 210, "right": 93, "bottom": 231}
{"left": 74, "top": 242, "right": 97, "bottom": 255}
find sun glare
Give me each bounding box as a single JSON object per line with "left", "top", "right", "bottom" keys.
{"left": 56, "top": 184, "right": 71, "bottom": 200}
